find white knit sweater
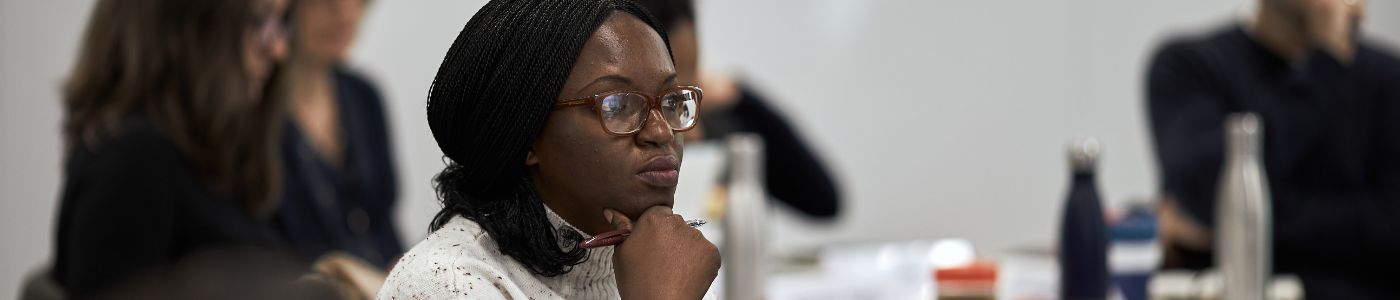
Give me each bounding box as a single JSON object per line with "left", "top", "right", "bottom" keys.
{"left": 377, "top": 210, "right": 619, "bottom": 299}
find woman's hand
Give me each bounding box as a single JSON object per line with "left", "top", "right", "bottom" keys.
{"left": 605, "top": 206, "right": 720, "bottom": 299}
{"left": 309, "top": 251, "right": 386, "bottom": 300}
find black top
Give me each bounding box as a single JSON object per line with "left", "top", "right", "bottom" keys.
{"left": 52, "top": 117, "right": 283, "bottom": 298}
{"left": 275, "top": 68, "right": 402, "bottom": 268}
{"left": 1148, "top": 24, "right": 1400, "bottom": 298}
{"left": 701, "top": 83, "right": 841, "bottom": 219}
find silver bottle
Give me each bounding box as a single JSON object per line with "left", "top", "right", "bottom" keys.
{"left": 724, "top": 134, "right": 767, "bottom": 299}
{"left": 1216, "top": 113, "right": 1272, "bottom": 300}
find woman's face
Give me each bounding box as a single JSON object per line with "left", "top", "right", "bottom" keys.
{"left": 530, "top": 12, "right": 683, "bottom": 235}
{"left": 294, "top": 0, "right": 364, "bottom": 65}
{"left": 244, "top": 0, "right": 290, "bottom": 101}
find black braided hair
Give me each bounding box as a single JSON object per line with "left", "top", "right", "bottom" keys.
{"left": 426, "top": 0, "right": 670, "bottom": 277}
{"left": 635, "top": 0, "right": 693, "bottom": 30}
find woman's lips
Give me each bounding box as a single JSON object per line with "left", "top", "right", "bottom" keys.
{"left": 637, "top": 169, "right": 680, "bottom": 187}
{"left": 636, "top": 156, "right": 680, "bottom": 187}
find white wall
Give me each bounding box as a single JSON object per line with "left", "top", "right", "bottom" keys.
{"left": 2, "top": 0, "right": 96, "bottom": 297}
{"left": 4, "top": 0, "right": 1399, "bottom": 297}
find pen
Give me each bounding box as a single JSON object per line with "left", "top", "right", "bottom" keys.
{"left": 579, "top": 219, "right": 707, "bottom": 249}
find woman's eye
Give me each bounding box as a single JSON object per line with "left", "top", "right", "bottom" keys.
{"left": 601, "top": 97, "right": 625, "bottom": 115}
{"left": 661, "top": 96, "right": 679, "bottom": 109}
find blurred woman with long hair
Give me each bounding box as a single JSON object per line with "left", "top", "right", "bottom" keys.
{"left": 51, "top": 0, "right": 296, "bottom": 297}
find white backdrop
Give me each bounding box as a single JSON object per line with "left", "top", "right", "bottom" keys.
{"left": 4, "top": 0, "right": 1399, "bottom": 297}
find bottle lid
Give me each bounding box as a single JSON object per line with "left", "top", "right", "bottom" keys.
{"left": 1225, "top": 113, "right": 1263, "bottom": 155}
{"left": 1068, "top": 137, "right": 1102, "bottom": 172}
{"left": 1226, "top": 113, "right": 1261, "bottom": 137}
{"left": 1109, "top": 215, "right": 1157, "bottom": 241}
{"left": 1110, "top": 203, "right": 1159, "bottom": 241}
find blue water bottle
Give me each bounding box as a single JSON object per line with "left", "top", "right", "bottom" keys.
{"left": 1060, "top": 137, "right": 1109, "bottom": 300}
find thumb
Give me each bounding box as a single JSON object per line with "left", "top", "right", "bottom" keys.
{"left": 603, "top": 208, "right": 633, "bottom": 231}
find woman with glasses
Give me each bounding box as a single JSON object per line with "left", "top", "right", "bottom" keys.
{"left": 378, "top": 0, "right": 720, "bottom": 298}
{"left": 50, "top": 0, "right": 303, "bottom": 297}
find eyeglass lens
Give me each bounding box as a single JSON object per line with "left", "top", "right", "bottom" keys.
{"left": 597, "top": 89, "right": 698, "bottom": 134}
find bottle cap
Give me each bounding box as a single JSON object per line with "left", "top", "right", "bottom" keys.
{"left": 1068, "top": 137, "right": 1102, "bottom": 172}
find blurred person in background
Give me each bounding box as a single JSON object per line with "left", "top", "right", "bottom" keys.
{"left": 276, "top": 0, "right": 403, "bottom": 270}
{"left": 1147, "top": 0, "right": 1400, "bottom": 298}
{"left": 45, "top": 0, "right": 383, "bottom": 298}
{"left": 50, "top": 0, "right": 301, "bottom": 297}
{"left": 378, "top": 0, "right": 720, "bottom": 298}
{"left": 637, "top": 0, "right": 843, "bottom": 220}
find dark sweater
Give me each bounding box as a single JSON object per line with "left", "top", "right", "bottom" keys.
{"left": 52, "top": 118, "right": 284, "bottom": 298}
{"left": 1147, "top": 24, "right": 1400, "bottom": 299}
{"left": 700, "top": 83, "right": 841, "bottom": 219}
{"left": 275, "top": 68, "right": 402, "bottom": 268}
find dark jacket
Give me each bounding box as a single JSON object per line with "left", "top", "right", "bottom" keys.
{"left": 701, "top": 83, "right": 842, "bottom": 218}
{"left": 275, "top": 68, "right": 402, "bottom": 268}
{"left": 1147, "top": 24, "right": 1400, "bottom": 299}
{"left": 52, "top": 117, "right": 284, "bottom": 298}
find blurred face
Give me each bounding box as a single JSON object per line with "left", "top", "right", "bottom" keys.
{"left": 668, "top": 20, "right": 700, "bottom": 86}
{"left": 530, "top": 12, "right": 684, "bottom": 235}
{"left": 1264, "top": 0, "right": 1366, "bottom": 22}
{"left": 295, "top": 0, "right": 365, "bottom": 64}
{"left": 1264, "top": 0, "right": 1308, "bottom": 23}
{"left": 244, "top": 0, "right": 290, "bottom": 100}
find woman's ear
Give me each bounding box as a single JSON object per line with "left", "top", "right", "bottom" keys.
{"left": 525, "top": 148, "right": 539, "bottom": 166}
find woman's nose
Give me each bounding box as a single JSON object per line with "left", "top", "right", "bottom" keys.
{"left": 269, "top": 35, "right": 289, "bottom": 62}
{"left": 635, "top": 109, "right": 674, "bottom": 147}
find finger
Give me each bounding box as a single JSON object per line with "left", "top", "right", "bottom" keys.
{"left": 640, "top": 206, "right": 682, "bottom": 227}
{"left": 603, "top": 208, "right": 633, "bottom": 231}
{"left": 641, "top": 205, "right": 675, "bottom": 217}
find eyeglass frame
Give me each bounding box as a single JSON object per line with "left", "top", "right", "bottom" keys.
{"left": 554, "top": 86, "right": 704, "bottom": 136}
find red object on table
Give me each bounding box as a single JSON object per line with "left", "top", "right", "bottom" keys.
{"left": 935, "top": 260, "right": 998, "bottom": 299}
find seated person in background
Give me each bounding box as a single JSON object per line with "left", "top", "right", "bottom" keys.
{"left": 1147, "top": 0, "right": 1400, "bottom": 298}
{"left": 378, "top": 0, "right": 720, "bottom": 298}
{"left": 277, "top": 0, "right": 403, "bottom": 269}
{"left": 52, "top": 0, "right": 310, "bottom": 297}
{"left": 638, "top": 0, "right": 843, "bottom": 219}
